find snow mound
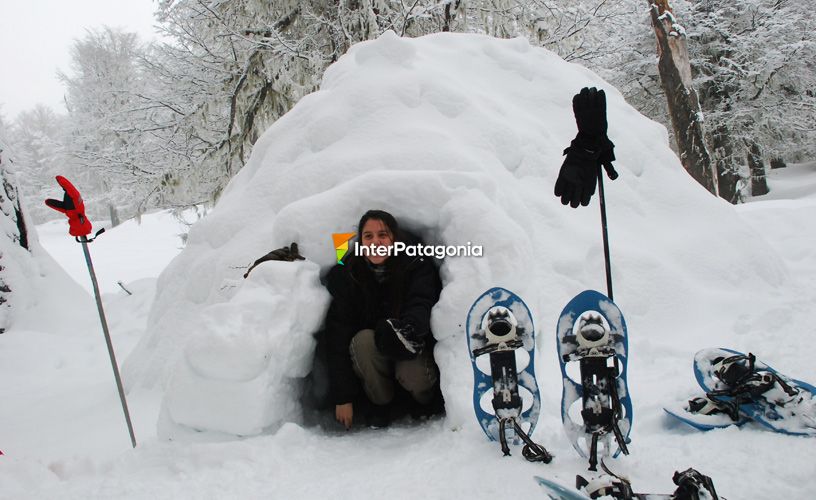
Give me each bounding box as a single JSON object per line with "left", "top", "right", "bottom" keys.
{"left": 1, "top": 167, "right": 92, "bottom": 334}
{"left": 124, "top": 31, "right": 795, "bottom": 438}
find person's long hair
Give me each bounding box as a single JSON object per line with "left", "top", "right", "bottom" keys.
{"left": 348, "top": 210, "right": 407, "bottom": 319}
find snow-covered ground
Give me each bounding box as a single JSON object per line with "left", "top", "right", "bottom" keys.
{"left": 2, "top": 32, "right": 815, "bottom": 499}
{"left": 34, "top": 209, "right": 197, "bottom": 296}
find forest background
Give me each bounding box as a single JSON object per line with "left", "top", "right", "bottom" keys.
{"left": 1, "top": 0, "right": 814, "bottom": 226}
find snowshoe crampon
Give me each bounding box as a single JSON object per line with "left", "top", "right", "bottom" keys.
{"left": 466, "top": 287, "right": 551, "bottom": 462}
{"left": 694, "top": 348, "right": 816, "bottom": 436}
{"left": 557, "top": 290, "right": 632, "bottom": 470}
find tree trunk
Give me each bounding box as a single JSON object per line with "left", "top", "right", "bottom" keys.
{"left": 443, "top": 1, "right": 461, "bottom": 32}
{"left": 648, "top": 0, "right": 718, "bottom": 196}
{"left": 108, "top": 203, "right": 121, "bottom": 227}
{"left": 1, "top": 158, "right": 30, "bottom": 334}
{"left": 745, "top": 140, "right": 769, "bottom": 197}
{"left": 709, "top": 123, "right": 742, "bottom": 203}
{"left": 0, "top": 164, "right": 28, "bottom": 250}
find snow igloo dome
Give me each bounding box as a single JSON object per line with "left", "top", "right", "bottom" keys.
{"left": 123, "top": 30, "right": 786, "bottom": 438}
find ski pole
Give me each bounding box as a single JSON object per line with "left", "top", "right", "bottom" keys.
{"left": 558, "top": 88, "right": 618, "bottom": 299}
{"left": 45, "top": 176, "right": 137, "bottom": 448}
{"left": 80, "top": 235, "right": 137, "bottom": 448}
{"left": 597, "top": 164, "right": 614, "bottom": 301}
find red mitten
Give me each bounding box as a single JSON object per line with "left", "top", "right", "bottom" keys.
{"left": 45, "top": 176, "right": 92, "bottom": 237}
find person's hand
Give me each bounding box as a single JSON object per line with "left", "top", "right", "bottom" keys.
{"left": 335, "top": 403, "right": 353, "bottom": 430}
{"left": 374, "top": 319, "right": 423, "bottom": 360}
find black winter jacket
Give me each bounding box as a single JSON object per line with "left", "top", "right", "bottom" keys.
{"left": 324, "top": 238, "right": 442, "bottom": 405}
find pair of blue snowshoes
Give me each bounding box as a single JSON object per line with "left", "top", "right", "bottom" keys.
{"left": 467, "top": 288, "right": 630, "bottom": 468}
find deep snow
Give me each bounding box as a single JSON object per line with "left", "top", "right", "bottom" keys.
{"left": 2, "top": 32, "right": 815, "bottom": 499}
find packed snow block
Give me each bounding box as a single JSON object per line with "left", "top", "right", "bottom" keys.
{"left": 159, "top": 261, "right": 329, "bottom": 437}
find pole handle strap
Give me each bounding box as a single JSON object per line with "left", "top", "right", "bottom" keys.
{"left": 76, "top": 228, "right": 106, "bottom": 243}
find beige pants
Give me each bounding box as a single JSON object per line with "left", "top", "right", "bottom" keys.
{"left": 349, "top": 329, "right": 438, "bottom": 406}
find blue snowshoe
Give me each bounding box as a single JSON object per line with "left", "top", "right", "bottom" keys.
{"left": 466, "top": 287, "right": 551, "bottom": 462}
{"left": 694, "top": 348, "right": 816, "bottom": 436}
{"left": 556, "top": 290, "right": 632, "bottom": 470}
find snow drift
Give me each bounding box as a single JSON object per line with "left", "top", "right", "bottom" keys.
{"left": 123, "top": 31, "right": 802, "bottom": 439}
{"left": 0, "top": 166, "right": 92, "bottom": 334}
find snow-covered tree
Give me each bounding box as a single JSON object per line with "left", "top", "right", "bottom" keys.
{"left": 600, "top": 0, "right": 814, "bottom": 202}
{"left": 142, "top": 0, "right": 328, "bottom": 204}
{"left": 686, "top": 0, "right": 815, "bottom": 198}
{"left": 140, "top": 1, "right": 474, "bottom": 206}
{"left": 130, "top": 1, "right": 633, "bottom": 209}
{"left": 59, "top": 27, "right": 159, "bottom": 223}
{"left": 466, "top": 0, "right": 639, "bottom": 63}
{"left": 40, "top": 0, "right": 811, "bottom": 214}
{"left": 3, "top": 105, "right": 68, "bottom": 224}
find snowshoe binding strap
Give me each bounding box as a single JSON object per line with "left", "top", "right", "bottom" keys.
{"left": 703, "top": 392, "right": 749, "bottom": 422}
{"left": 712, "top": 353, "right": 756, "bottom": 387}
{"left": 671, "top": 468, "right": 719, "bottom": 500}
{"left": 497, "top": 417, "right": 553, "bottom": 463}
{"left": 512, "top": 419, "right": 553, "bottom": 463}
{"left": 576, "top": 464, "right": 721, "bottom": 500}
{"left": 472, "top": 337, "right": 524, "bottom": 357}
{"left": 687, "top": 396, "right": 740, "bottom": 421}
{"left": 581, "top": 358, "right": 629, "bottom": 470}
{"left": 576, "top": 461, "right": 635, "bottom": 499}
{"left": 608, "top": 369, "right": 629, "bottom": 456}
{"left": 498, "top": 417, "right": 512, "bottom": 456}
{"left": 576, "top": 474, "right": 634, "bottom": 499}
{"left": 709, "top": 352, "right": 799, "bottom": 407}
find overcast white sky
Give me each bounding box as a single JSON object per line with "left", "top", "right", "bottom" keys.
{"left": 0, "top": 0, "right": 158, "bottom": 121}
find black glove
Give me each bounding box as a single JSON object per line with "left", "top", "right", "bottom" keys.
{"left": 554, "top": 87, "right": 618, "bottom": 208}
{"left": 573, "top": 86, "right": 608, "bottom": 138}
{"left": 374, "top": 319, "right": 423, "bottom": 360}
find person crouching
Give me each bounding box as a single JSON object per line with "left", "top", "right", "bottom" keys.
{"left": 325, "top": 210, "right": 443, "bottom": 429}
